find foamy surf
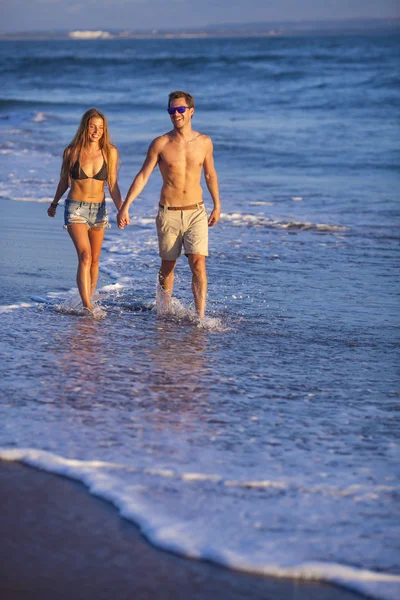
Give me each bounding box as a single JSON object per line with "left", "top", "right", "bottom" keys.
{"left": 0, "top": 302, "right": 33, "bottom": 313}
{"left": 32, "top": 111, "right": 47, "bottom": 123}
{"left": 221, "top": 212, "right": 347, "bottom": 232}
{"left": 0, "top": 448, "right": 398, "bottom": 600}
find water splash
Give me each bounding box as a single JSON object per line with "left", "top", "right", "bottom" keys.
{"left": 155, "top": 281, "right": 228, "bottom": 332}
{"left": 52, "top": 290, "right": 107, "bottom": 319}
{"left": 155, "top": 280, "right": 196, "bottom": 321}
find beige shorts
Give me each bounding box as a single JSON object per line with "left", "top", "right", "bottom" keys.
{"left": 156, "top": 204, "right": 209, "bottom": 260}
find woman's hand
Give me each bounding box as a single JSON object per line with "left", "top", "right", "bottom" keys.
{"left": 117, "top": 207, "right": 130, "bottom": 229}
{"left": 47, "top": 203, "right": 57, "bottom": 217}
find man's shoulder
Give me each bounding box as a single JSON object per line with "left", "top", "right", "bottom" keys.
{"left": 149, "top": 134, "right": 171, "bottom": 152}
{"left": 154, "top": 132, "right": 174, "bottom": 144}
{"left": 196, "top": 132, "right": 213, "bottom": 146}
{"left": 190, "top": 130, "right": 211, "bottom": 141}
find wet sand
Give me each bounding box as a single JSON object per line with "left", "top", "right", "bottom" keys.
{"left": 0, "top": 461, "right": 363, "bottom": 600}
{"left": 0, "top": 198, "right": 77, "bottom": 305}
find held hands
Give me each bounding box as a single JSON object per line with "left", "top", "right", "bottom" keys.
{"left": 117, "top": 207, "right": 131, "bottom": 229}
{"left": 208, "top": 208, "right": 221, "bottom": 227}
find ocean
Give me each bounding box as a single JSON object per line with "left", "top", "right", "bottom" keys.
{"left": 0, "top": 33, "right": 399, "bottom": 599}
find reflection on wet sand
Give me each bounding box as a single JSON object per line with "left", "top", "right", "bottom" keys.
{"left": 51, "top": 319, "right": 110, "bottom": 407}
{"left": 48, "top": 315, "right": 215, "bottom": 426}
{"left": 148, "top": 320, "right": 211, "bottom": 408}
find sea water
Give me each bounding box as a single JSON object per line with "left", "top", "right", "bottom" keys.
{"left": 0, "top": 34, "right": 399, "bottom": 599}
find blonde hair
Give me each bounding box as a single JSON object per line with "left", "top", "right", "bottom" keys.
{"left": 61, "top": 108, "right": 118, "bottom": 189}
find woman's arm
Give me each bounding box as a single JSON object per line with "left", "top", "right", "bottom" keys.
{"left": 47, "top": 165, "right": 69, "bottom": 217}
{"left": 47, "top": 151, "right": 70, "bottom": 217}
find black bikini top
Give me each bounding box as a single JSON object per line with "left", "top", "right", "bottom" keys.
{"left": 71, "top": 152, "right": 108, "bottom": 181}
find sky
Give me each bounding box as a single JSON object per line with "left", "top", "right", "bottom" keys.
{"left": 0, "top": 0, "right": 399, "bottom": 33}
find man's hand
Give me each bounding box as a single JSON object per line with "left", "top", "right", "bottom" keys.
{"left": 117, "top": 207, "right": 130, "bottom": 229}
{"left": 208, "top": 208, "right": 220, "bottom": 227}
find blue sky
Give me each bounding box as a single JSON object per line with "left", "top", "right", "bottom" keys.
{"left": 1, "top": 0, "right": 399, "bottom": 33}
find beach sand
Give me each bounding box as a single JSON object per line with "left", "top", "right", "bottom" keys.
{"left": 0, "top": 200, "right": 362, "bottom": 599}
{"left": 0, "top": 462, "right": 362, "bottom": 600}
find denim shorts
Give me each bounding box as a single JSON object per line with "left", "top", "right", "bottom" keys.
{"left": 64, "top": 199, "right": 110, "bottom": 230}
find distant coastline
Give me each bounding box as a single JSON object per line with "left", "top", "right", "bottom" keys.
{"left": 1, "top": 18, "right": 399, "bottom": 41}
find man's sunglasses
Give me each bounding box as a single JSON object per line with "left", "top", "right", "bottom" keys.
{"left": 167, "top": 106, "right": 190, "bottom": 115}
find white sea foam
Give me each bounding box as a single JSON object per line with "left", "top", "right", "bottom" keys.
{"left": 0, "top": 302, "right": 33, "bottom": 313}
{"left": 221, "top": 212, "right": 347, "bottom": 232}
{"left": 0, "top": 448, "right": 398, "bottom": 600}
{"left": 100, "top": 282, "right": 126, "bottom": 292}
{"left": 123, "top": 215, "right": 155, "bottom": 228}
{"left": 0, "top": 149, "right": 28, "bottom": 155}
{"left": 32, "top": 111, "right": 47, "bottom": 123}
{"left": 99, "top": 264, "right": 122, "bottom": 280}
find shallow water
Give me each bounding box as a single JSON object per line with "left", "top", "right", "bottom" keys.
{"left": 0, "top": 33, "right": 399, "bottom": 599}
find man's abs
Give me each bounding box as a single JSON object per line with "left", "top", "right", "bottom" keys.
{"left": 160, "top": 182, "right": 203, "bottom": 207}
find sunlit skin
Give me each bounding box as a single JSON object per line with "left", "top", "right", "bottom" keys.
{"left": 48, "top": 117, "right": 122, "bottom": 310}
{"left": 117, "top": 97, "right": 221, "bottom": 317}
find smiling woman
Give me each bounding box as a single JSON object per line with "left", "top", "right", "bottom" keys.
{"left": 47, "top": 109, "right": 123, "bottom": 313}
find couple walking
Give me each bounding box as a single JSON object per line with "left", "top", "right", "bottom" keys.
{"left": 48, "top": 91, "right": 221, "bottom": 319}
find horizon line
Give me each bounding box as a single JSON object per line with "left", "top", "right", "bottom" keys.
{"left": 1, "top": 16, "right": 400, "bottom": 36}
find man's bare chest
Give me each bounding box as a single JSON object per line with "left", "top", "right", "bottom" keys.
{"left": 160, "top": 142, "right": 205, "bottom": 170}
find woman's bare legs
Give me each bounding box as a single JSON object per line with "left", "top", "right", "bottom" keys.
{"left": 68, "top": 224, "right": 106, "bottom": 309}
{"left": 67, "top": 224, "right": 92, "bottom": 309}
{"left": 88, "top": 226, "right": 106, "bottom": 298}
{"left": 67, "top": 224, "right": 92, "bottom": 308}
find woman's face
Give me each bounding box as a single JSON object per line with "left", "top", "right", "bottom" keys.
{"left": 88, "top": 117, "right": 104, "bottom": 143}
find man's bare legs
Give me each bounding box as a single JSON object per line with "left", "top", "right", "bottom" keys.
{"left": 158, "top": 256, "right": 207, "bottom": 317}
{"left": 188, "top": 254, "right": 207, "bottom": 318}
{"left": 158, "top": 259, "right": 176, "bottom": 309}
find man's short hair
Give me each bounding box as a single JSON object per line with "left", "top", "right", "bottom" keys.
{"left": 168, "top": 90, "right": 195, "bottom": 109}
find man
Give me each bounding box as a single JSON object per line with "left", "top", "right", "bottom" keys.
{"left": 117, "top": 90, "right": 221, "bottom": 319}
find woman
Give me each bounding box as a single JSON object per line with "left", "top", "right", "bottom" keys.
{"left": 48, "top": 108, "right": 122, "bottom": 313}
